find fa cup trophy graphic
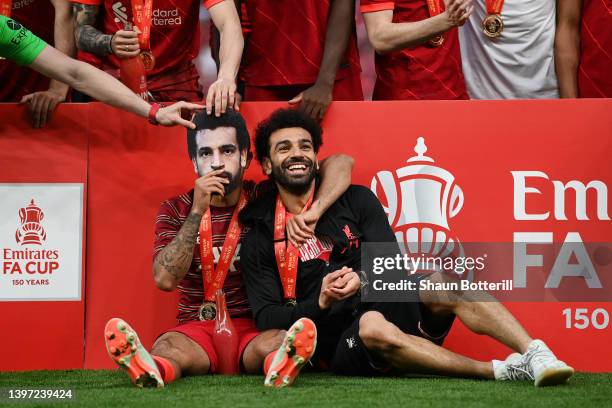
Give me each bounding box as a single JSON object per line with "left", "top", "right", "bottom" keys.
{"left": 371, "top": 137, "right": 465, "bottom": 274}
{"left": 15, "top": 199, "right": 46, "bottom": 246}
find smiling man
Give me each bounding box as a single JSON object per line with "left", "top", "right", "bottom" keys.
{"left": 240, "top": 108, "right": 574, "bottom": 388}
{"left": 104, "top": 109, "right": 355, "bottom": 387}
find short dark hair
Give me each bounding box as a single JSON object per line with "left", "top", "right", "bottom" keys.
{"left": 187, "top": 110, "right": 250, "bottom": 160}
{"left": 254, "top": 108, "right": 323, "bottom": 163}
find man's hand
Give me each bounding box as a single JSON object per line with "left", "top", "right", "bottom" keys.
{"left": 206, "top": 77, "right": 238, "bottom": 117}
{"left": 288, "top": 80, "right": 333, "bottom": 120}
{"left": 329, "top": 268, "right": 361, "bottom": 299}
{"left": 319, "top": 267, "right": 360, "bottom": 309}
{"left": 443, "top": 0, "right": 473, "bottom": 27}
{"left": 155, "top": 101, "right": 205, "bottom": 129}
{"left": 286, "top": 207, "right": 322, "bottom": 247}
{"left": 20, "top": 89, "right": 66, "bottom": 128}
{"left": 191, "top": 169, "right": 230, "bottom": 215}
{"left": 111, "top": 29, "right": 140, "bottom": 58}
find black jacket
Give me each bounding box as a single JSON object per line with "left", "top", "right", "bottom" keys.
{"left": 239, "top": 184, "right": 398, "bottom": 333}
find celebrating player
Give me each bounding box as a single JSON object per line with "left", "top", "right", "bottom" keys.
{"left": 237, "top": 0, "right": 363, "bottom": 119}
{"left": 239, "top": 108, "right": 575, "bottom": 388}
{"left": 1, "top": 15, "right": 202, "bottom": 128}
{"left": 359, "top": 0, "right": 472, "bottom": 100}
{"left": 70, "top": 0, "right": 242, "bottom": 115}
{"left": 104, "top": 109, "right": 355, "bottom": 387}
{"left": 1, "top": 0, "right": 74, "bottom": 128}
{"left": 459, "top": 0, "right": 559, "bottom": 99}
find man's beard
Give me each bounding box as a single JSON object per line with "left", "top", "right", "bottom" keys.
{"left": 198, "top": 167, "right": 243, "bottom": 196}
{"left": 270, "top": 157, "right": 317, "bottom": 195}
{"left": 221, "top": 170, "right": 242, "bottom": 195}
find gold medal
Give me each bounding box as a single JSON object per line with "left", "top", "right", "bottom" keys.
{"left": 285, "top": 299, "right": 297, "bottom": 307}
{"left": 198, "top": 302, "right": 217, "bottom": 321}
{"left": 140, "top": 50, "right": 156, "bottom": 71}
{"left": 429, "top": 35, "right": 445, "bottom": 47}
{"left": 482, "top": 14, "right": 503, "bottom": 38}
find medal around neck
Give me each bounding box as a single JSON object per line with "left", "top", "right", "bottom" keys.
{"left": 199, "top": 301, "right": 217, "bottom": 321}
{"left": 482, "top": 14, "right": 503, "bottom": 38}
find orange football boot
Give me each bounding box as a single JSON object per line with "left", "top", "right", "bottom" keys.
{"left": 104, "top": 318, "right": 164, "bottom": 388}
{"left": 264, "top": 317, "right": 317, "bottom": 388}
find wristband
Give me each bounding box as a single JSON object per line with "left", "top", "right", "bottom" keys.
{"left": 107, "top": 33, "right": 115, "bottom": 55}
{"left": 148, "top": 103, "right": 163, "bottom": 125}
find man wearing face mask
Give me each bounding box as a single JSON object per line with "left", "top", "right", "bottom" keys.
{"left": 103, "top": 109, "right": 354, "bottom": 388}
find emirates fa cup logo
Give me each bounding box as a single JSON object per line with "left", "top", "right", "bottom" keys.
{"left": 371, "top": 137, "right": 464, "bottom": 272}
{"left": 15, "top": 199, "right": 47, "bottom": 246}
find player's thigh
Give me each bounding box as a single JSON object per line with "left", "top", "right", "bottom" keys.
{"left": 152, "top": 331, "right": 211, "bottom": 374}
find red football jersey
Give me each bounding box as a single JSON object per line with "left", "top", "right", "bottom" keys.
{"left": 0, "top": 0, "right": 54, "bottom": 101}
{"left": 153, "top": 181, "right": 256, "bottom": 324}
{"left": 360, "top": 0, "right": 468, "bottom": 100}
{"left": 578, "top": 0, "right": 612, "bottom": 97}
{"left": 241, "top": 0, "right": 361, "bottom": 86}
{"left": 68, "top": 0, "right": 223, "bottom": 80}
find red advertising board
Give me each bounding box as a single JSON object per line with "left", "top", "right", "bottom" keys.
{"left": 0, "top": 100, "right": 610, "bottom": 372}
{"left": 0, "top": 105, "right": 88, "bottom": 371}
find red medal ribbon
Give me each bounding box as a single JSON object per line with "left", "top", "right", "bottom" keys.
{"left": 273, "top": 192, "right": 314, "bottom": 302}
{"left": 199, "top": 190, "right": 248, "bottom": 302}
{"left": 426, "top": 0, "right": 444, "bottom": 16}
{"left": 426, "top": 0, "right": 445, "bottom": 46}
{"left": 0, "top": 0, "right": 12, "bottom": 17}
{"left": 131, "top": 0, "right": 152, "bottom": 51}
{"left": 486, "top": 0, "right": 504, "bottom": 15}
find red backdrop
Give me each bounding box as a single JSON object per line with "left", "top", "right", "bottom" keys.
{"left": 0, "top": 100, "right": 610, "bottom": 372}
{"left": 0, "top": 105, "right": 88, "bottom": 371}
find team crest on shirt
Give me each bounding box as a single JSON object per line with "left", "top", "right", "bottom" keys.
{"left": 112, "top": 2, "right": 129, "bottom": 26}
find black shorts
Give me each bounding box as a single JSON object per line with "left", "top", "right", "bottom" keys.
{"left": 329, "top": 300, "right": 455, "bottom": 376}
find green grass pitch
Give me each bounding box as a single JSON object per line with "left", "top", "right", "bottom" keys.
{"left": 1, "top": 370, "right": 611, "bottom": 407}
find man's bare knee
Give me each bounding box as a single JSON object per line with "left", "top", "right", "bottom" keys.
{"left": 253, "top": 329, "right": 285, "bottom": 357}
{"left": 359, "top": 311, "right": 398, "bottom": 352}
{"left": 151, "top": 332, "right": 209, "bottom": 375}
{"left": 242, "top": 329, "right": 285, "bottom": 374}
{"left": 419, "top": 273, "right": 462, "bottom": 315}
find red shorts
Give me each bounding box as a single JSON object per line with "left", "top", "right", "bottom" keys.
{"left": 244, "top": 72, "right": 364, "bottom": 101}
{"left": 163, "top": 318, "right": 259, "bottom": 373}
{"left": 147, "top": 62, "right": 203, "bottom": 103}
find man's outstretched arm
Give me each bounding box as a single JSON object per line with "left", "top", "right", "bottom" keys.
{"left": 362, "top": 0, "right": 472, "bottom": 54}
{"left": 29, "top": 45, "right": 202, "bottom": 127}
